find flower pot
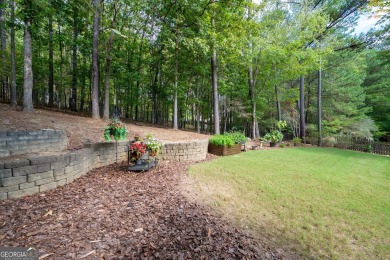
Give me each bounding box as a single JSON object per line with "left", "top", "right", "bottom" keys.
{"left": 131, "top": 151, "right": 138, "bottom": 159}
{"left": 270, "top": 142, "right": 277, "bottom": 147}
{"left": 136, "top": 159, "right": 142, "bottom": 165}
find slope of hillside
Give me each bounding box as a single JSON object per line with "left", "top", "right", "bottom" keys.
{"left": 0, "top": 103, "right": 209, "bottom": 150}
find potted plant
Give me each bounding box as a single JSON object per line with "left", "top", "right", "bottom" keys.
{"left": 293, "top": 137, "right": 302, "bottom": 146}
{"left": 144, "top": 134, "right": 163, "bottom": 156}
{"left": 263, "top": 130, "right": 284, "bottom": 147}
{"left": 129, "top": 141, "right": 147, "bottom": 164}
{"left": 104, "top": 117, "right": 127, "bottom": 141}
{"left": 263, "top": 120, "right": 286, "bottom": 147}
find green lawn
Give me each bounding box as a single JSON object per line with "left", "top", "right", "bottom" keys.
{"left": 188, "top": 148, "right": 390, "bottom": 259}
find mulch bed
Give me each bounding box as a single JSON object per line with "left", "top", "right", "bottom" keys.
{"left": 0, "top": 159, "right": 284, "bottom": 259}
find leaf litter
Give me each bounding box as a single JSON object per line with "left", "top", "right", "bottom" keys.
{"left": 0, "top": 160, "right": 285, "bottom": 259}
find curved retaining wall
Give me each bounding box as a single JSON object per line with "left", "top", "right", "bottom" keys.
{"left": 0, "top": 130, "right": 68, "bottom": 158}
{"left": 0, "top": 141, "right": 129, "bottom": 200}
{"left": 0, "top": 138, "right": 208, "bottom": 200}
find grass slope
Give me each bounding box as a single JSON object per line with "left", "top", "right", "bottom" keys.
{"left": 189, "top": 148, "right": 390, "bottom": 259}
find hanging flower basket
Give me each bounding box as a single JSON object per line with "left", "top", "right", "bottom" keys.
{"left": 104, "top": 117, "right": 127, "bottom": 141}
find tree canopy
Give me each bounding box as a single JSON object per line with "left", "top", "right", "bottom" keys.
{"left": 0, "top": 0, "right": 388, "bottom": 140}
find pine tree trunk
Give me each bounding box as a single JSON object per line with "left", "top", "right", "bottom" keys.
{"left": 48, "top": 8, "right": 54, "bottom": 107}
{"left": 211, "top": 42, "right": 219, "bottom": 134}
{"left": 70, "top": 0, "right": 78, "bottom": 111}
{"left": 173, "top": 28, "right": 179, "bottom": 130}
{"left": 275, "top": 85, "right": 281, "bottom": 121}
{"left": 299, "top": 76, "right": 305, "bottom": 143}
{"left": 126, "top": 49, "right": 132, "bottom": 119}
{"left": 318, "top": 69, "right": 322, "bottom": 146}
{"left": 103, "top": 2, "right": 118, "bottom": 121}
{"left": 210, "top": 14, "right": 220, "bottom": 135}
{"left": 248, "top": 66, "right": 256, "bottom": 139}
{"left": 151, "top": 59, "right": 159, "bottom": 124}
{"left": 306, "top": 82, "right": 311, "bottom": 124}
{"left": 0, "top": 0, "right": 6, "bottom": 102}
{"left": 58, "top": 24, "right": 63, "bottom": 109}
{"left": 22, "top": 0, "right": 33, "bottom": 112}
{"left": 10, "top": 0, "right": 17, "bottom": 107}
{"left": 247, "top": 5, "right": 255, "bottom": 139}
{"left": 80, "top": 56, "right": 86, "bottom": 112}
{"left": 135, "top": 41, "right": 145, "bottom": 122}
{"left": 91, "top": 0, "right": 100, "bottom": 119}
{"left": 196, "top": 77, "right": 201, "bottom": 133}
{"left": 255, "top": 118, "right": 260, "bottom": 138}
{"left": 88, "top": 62, "right": 92, "bottom": 111}
{"left": 103, "top": 52, "right": 112, "bottom": 120}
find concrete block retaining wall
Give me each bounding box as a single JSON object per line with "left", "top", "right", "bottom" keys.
{"left": 161, "top": 139, "right": 209, "bottom": 161}
{"left": 0, "top": 141, "right": 129, "bottom": 200}
{"left": 0, "top": 138, "right": 208, "bottom": 200}
{"left": 0, "top": 130, "right": 68, "bottom": 158}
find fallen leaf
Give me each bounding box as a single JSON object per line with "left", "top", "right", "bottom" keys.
{"left": 26, "top": 230, "right": 42, "bottom": 237}
{"left": 43, "top": 210, "right": 53, "bottom": 217}
{"left": 134, "top": 228, "right": 143, "bottom": 232}
{"left": 39, "top": 253, "right": 53, "bottom": 259}
{"left": 89, "top": 240, "right": 103, "bottom": 243}
{"left": 48, "top": 223, "right": 62, "bottom": 230}
{"left": 80, "top": 250, "right": 95, "bottom": 259}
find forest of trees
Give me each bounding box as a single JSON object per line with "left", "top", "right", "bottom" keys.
{"left": 0, "top": 0, "right": 389, "bottom": 142}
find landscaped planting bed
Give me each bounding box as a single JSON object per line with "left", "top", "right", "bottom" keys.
{"left": 0, "top": 159, "right": 285, "bottom": 259}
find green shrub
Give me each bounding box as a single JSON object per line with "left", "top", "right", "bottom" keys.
{"left": 264, "top": 130, "right": 283, "bottom": 143}
{"left": 293, "top": 137, "right": 302, "bottom": 144}
{"left": 322, "top": 136, "right": 337, "bottom": 147}
{"left": 277, "top": 120, "right": 287, "bottom": 129}
{"left": 226, "top": 131, "right": 247, "bottom": 144}
{"left": 209, "top": 134, "right": 235, "bottom": 147}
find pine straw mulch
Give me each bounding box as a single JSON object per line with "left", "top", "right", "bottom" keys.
{"left": 0, "top": 159, "right": 285, "bottom": 259}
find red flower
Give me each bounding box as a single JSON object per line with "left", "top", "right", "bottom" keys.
{"left": 129, "top": 142, "right": 147, "bottom": 159}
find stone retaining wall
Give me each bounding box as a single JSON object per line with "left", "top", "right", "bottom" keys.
{"left": 0, "top": 130, "right": 68, "bottom": 158}
{"left": 0, "top": 141, "right": 129, "bottom": 200}
{"left": 161, "top": 139, "right": 209, "bottom": 161}
{"left": 0, "top": 139, "right": 208, "bottom": 200}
